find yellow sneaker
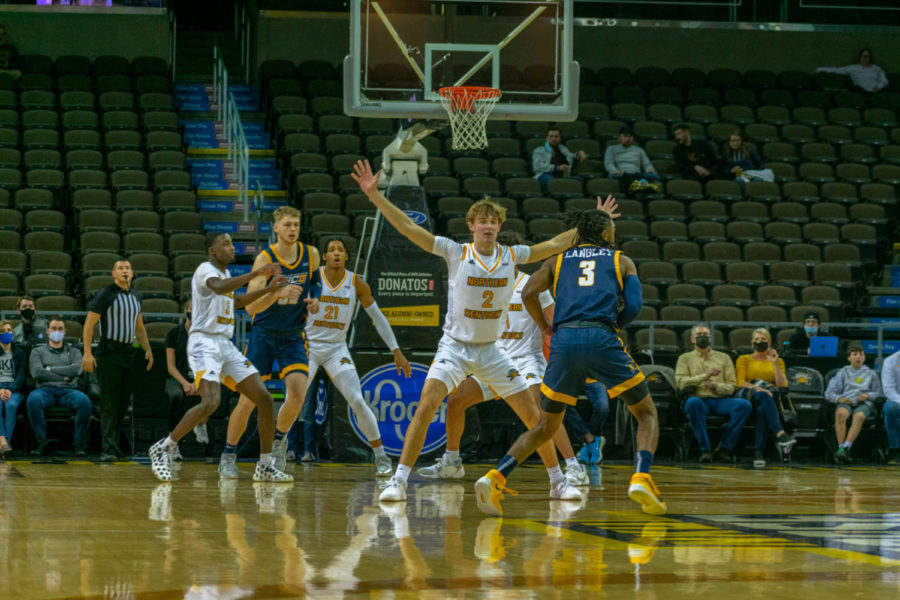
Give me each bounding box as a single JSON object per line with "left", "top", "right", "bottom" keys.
{"left": 474, "top": 469, "right": 518, "bottom": 517}
{"left": 628, "top": 472, "right": 667, "bottom": 515}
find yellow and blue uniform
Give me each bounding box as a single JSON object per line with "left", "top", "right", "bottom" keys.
{"left": 540, "top": 244, "right": 646, "bottom": 406}
{"left": 246, "top": 242, "right": 313, "bottom": 381}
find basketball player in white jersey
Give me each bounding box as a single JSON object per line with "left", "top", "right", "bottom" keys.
{"left": 305, "top": 237, "right": 412, "bottom": 477}
{"left": 352, "top": 159, "right": 617, "bottom": 505}
{"left": 148, "top": 232, "right": 296, "bottom": 482}
{"left": 418, "top": 230, "right": 589, "bottom": 487}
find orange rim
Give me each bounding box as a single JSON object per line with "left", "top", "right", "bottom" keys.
{"left": 439, "top": 86, "right": 501, "bottom": 111}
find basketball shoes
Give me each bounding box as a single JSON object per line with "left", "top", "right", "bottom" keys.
{"left": 417, "top": 454, "right": 465, "bottom": 479}
{"left": 379, "top": 476, "right": 407, "bottom": 501}
{"left": 474, "top": 470, "right": 518, "bottom": 517}
{"left": 252, "top": 460, "right": 293, "bottom": 482}
{"left": 149, "top": 439, "right": 173, "bottom": 482}
{"left": 628, "top": 472, "right": 667, "bottom": 515}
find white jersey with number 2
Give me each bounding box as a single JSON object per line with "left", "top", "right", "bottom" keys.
{"left": 432, "top": 236, "right": 531, "bottom": 344}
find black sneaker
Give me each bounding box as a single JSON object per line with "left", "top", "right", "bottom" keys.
{"left": 887, "top": 450, "right": 900, "bottom": 465}
{"left": 699, "top": 451, "right": 713, "bottom": 463}
{"left": 712, "top": 447, "right": 732, "bottom": 463}
{"left": 30, "top": 441, "right": 48, "bottom": 457}
{"left": 753, "top": 451, "right": 766, "bottom": 468}
{"left": 776, "top": 432, "right": 797, "bottom": 449}
{"left": 74, "top": 444, "right": 87, "bottom": 457}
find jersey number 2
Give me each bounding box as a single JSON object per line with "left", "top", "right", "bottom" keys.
{"left": 577, "top": 261, "right": 596, "bottom": 286}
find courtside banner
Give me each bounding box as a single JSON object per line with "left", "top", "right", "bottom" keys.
{"left": 352, "top": 185, "right": 446, "bottom": 350}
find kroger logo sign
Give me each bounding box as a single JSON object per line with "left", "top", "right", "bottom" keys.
{"left": 403, "top": 210, "right": 428, "bottom": 225}
{"left": 352, "top": 362, "right": 446, "bottom": 457}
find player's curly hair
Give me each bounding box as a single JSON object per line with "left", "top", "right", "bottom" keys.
{"left": 565, "top": 208, "right": 614, "bottom": 248}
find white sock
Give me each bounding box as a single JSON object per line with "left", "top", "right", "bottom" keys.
{"left": 565, "top": 457, "right": 580, "bottom": 471}
{"left": 373, "top": 445, "right": 386, "bottom": 459}
{"left": 446, "top": 449, "right": 460, "bottom": 462}
{"left": 547, "top": 464, "right": 564, "bottom": 485}
{"left": 395, "top": 464, "right": 411, "bottom": 482}
{"left": 259, "top": 453, "right": 272, "bottom": 466}
{"left": 164, "top": 436, "right": 176, "bottom": 448}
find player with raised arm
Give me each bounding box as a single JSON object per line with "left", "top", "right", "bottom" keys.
{"left": 218, "top": 206, "right": 320, "bottom": 478}
{"left": 305, "top": 238, "right": 412, "bottom": 477}
{"left": 351, "top": 159, "right": 618, "bottom": 505}
{"left": 474, "top": 209, "right": 667, "bottom": 516}
{"left": 417, "top": 230, "right": 589, "bottom": 487}
{"left": 148, "top": 232, "right": 297, "bottom": 483}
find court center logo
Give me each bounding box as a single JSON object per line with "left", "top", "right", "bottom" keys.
{"left": 352, "top": 362, "right": 447, "bottom": 457}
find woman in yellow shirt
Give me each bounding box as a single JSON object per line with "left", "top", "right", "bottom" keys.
{"left": 735, "top": 328, "right": 797, "bottom": 467}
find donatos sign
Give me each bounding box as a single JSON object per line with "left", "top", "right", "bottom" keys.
{"left": 351, "top": 362, "right": 447, "bottom": 457}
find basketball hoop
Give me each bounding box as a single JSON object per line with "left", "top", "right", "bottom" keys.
{"left": 438, "top": 86, "right": 501, "bottom": 150}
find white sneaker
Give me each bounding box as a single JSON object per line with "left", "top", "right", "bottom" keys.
{"left": 550, "top": 479, "right": 584, "bottom": 501}
{"left": 253, "top": 461, "right": 293, "bottom": 482}
{"left": 271, "top": 438, "right": 289, "bottom": 472}
{"left": 565, "top": 464, "right": 589, "bottom": 487}
{"left": 218, "top": 453, "right": 240, "bottom": 479}
{"left": 416, "top": 455, "right": 465, "bottom": 479}
{"left": 375, "top": 454, "right": 393, "bottom": 478}
{"left": 193, "top": 423, "right": 209, "bottom": 444}
{"left": 378, "top": 476, "right": 407, "bottom": 501}
{"left": 149, "top": 440, "right": 173, "bottom": 482}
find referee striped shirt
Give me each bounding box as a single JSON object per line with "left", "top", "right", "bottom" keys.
{"left": 86, "top": 284, "right": 143, "bottom": 344}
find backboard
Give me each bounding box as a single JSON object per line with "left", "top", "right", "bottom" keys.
{"left": 344, "top": 0, "right": 579, "bottom": 121}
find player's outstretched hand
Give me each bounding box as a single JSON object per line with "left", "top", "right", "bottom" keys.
{"left": 393, "top": 349, "right": 412, "bottom": 378}
{"left": 596, "top": 195, "right": 621, "bottom": 219}
{"left": 304, "top": 297, "right": 320, "bottom": 314}
{"left": 257, "top": 262, "right": 283, "bottom": 279}
{"left": 351, "top": 160, "right": 382, "bottom": 197}
{"left": 266, "top": 275, "right": 288, "bottom": 291}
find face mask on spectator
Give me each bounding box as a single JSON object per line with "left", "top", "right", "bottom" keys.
{"left": 20, "top": 308, "right": 35, "bottom": 320}
{"left": 804, "top": 326, "right": 818, "bottom": 335}
{"left": 753, "top": 341, "right": 769, "bottom": 352}
{"left": 694, "top": 335, "right": 710, "bottom": 349}
{"left": 48, "top": 331, "right": 65, "bottom": 343}
{"left": 0, "top": 332, "right": 12, "bottom": 344}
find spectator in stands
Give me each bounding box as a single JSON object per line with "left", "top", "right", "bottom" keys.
{"left": 531, "top": 127, "right": 586, "bottom": 192}
{"left": 735, "top": 327, "right": 796, "bottom": 467}
{"left": 879, "top": 348, "right": 900, "bottom": 465}
{"left": 165, "top": 298, "right": 209, "bottom": 461}
{"left": 0, "top": 25, "right": 20, "bottom": 79}
{"left": 817, "top": 48, "right": 890, "bottom": 93}
{"left": 826, "top": 342, "right": 882, "bottom": 464}
{"left": 675, "top": 324, "right": 752, "bottom": 463}
{"left": 13, "top": 295, "right": 48, "bottom": 349}
{"left": 673, "top": 123, "right": 719, "bottom": 182}
{"left": 0, "top": 320, "right": 25, "bottom": 456}
{"left": 26, "top": 318, "right": 92, "bottom": 457}
{"left": 603, "top": 126, "right": 661, "bottom": 194}
{"left": 787, "top": 312, "right": 822, "bottom": 357}
{"left": 721, "top": 132, "right": 774, "bottom": 184}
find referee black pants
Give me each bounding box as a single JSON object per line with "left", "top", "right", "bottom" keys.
{"left": 97, "top": 341, "right": 136, "bottom": 455}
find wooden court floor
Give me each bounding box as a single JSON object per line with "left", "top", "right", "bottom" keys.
{"left": 1, "top": 459, "right": 899, "bottom": 599}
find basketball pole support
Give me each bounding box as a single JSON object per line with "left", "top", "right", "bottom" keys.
{"left": 371, "top": 1, "right": 426, "bottom": 84}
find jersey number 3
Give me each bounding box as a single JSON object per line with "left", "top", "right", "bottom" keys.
{"left": 577, "top": 260, "right": 596, "bottom": 286}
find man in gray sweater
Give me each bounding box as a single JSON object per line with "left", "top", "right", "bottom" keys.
{"left": 603, "top": 126, "right": 661, "bottom": 193}
{"left": 825, "top": 341, "right": 882, "bottom": 464}
{"left": 26, "top": 317, "right": 92, "bottom": 456}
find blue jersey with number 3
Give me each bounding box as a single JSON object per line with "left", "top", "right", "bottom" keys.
{"left": 551, "top": 245, "right": 622, "bottom": 330}
{"left": 251, "top": 242, "right": 313, "bottom": 333}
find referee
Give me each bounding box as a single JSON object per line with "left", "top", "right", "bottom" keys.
{"left": 83, "top": 260, "right": 153, "bottom": 462}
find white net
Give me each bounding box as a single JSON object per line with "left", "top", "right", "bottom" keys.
{"left": 438, "top": 87, "right": 501, "bottom": 150}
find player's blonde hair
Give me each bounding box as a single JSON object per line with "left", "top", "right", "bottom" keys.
{"left": 466, "top": 198, "right": 506, "bottom": 225}
{"left": 273, "top": 206, "right": 301, "bottom": 223}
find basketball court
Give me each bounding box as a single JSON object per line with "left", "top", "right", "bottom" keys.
{"left": 3, "top": 460, "right": 900, "bottom": 598}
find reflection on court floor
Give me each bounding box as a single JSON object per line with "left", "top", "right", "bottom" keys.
{"left": 2, "top": 461, "right": 900, "bottom": 599}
